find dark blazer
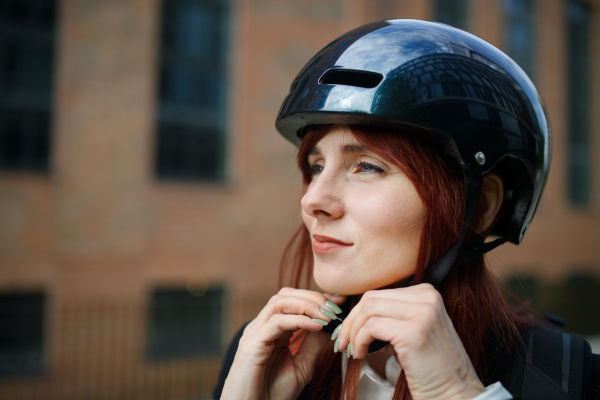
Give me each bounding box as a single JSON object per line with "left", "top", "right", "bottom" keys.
{"left": 213, "top": 322, "right": 249, "bottom": 400}
{"left": 213, "top": 322, "right": 600, "bottom": 400}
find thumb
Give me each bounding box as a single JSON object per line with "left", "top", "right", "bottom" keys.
{"left": 292, "top": 329, "right": 330, "bottom": 385}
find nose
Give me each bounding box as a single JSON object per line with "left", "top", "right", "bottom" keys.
{"left": 301, "top": 171, "right": 344, "bottom": 220}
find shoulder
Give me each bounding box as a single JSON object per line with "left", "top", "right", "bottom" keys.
{"left": 212, "top": 321, "right": 250, "bottom": 400}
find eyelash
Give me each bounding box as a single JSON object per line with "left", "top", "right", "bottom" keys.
{"left": 307, "top": 160, "right": 385, "bottom": 176}
{"left": 351, "top": 160, "right": 385, "bottom": 174}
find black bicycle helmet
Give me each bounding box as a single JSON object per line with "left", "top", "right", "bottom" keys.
{"left": 276, "top": 19, "right": 551, "bottom": 288}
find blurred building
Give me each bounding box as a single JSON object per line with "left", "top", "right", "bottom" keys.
{"left": 0, "top": 0, "right": 598, "bottom": 399}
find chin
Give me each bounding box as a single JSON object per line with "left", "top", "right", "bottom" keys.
{"left": 313, "top": 265, "right": 355, "bottom": 295}
{"left": 314, "top": 268, "right": 413, "bottom": 296}
{"left": 314, "top": 268, "right": 372, "bottom": 296}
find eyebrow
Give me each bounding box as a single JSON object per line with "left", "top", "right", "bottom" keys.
{"left": 307, "top": 144, "right": 371, "bottom": 156}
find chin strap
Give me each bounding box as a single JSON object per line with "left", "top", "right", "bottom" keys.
{"left": 409, "top": 173, "right": 510, "bottom": 288}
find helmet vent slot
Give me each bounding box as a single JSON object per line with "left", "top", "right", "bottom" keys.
{"left": 319, "top": 69, "right": 383, "bottom": 88}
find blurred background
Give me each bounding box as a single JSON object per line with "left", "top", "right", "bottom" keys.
{"left": 0, "top": 0, "right": 598, "bottom": 399}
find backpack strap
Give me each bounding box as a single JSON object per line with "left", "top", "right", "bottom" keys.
{"left": 507, "top": 326, "right": 588, "bottom": 400}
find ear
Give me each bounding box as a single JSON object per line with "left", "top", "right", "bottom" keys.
{"left": 480, "top": 172, "right": 504, "bottom": 233}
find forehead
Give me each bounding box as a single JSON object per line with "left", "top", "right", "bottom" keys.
{"left": 307, "top": 129, "right": 372, "bottom": 156}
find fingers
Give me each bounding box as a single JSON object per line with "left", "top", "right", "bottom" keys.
{"left": 328, "top": 285, "right": 486, "bottom": 400}
{"left": 339, "top": 284, "right": 441, "bottom": 341}
{"left": 352, "top": 316, "right": 407, "bottom": 359}
{"left": 227, "top": 289, "right": 347, "bottom": 400}
{"left": 246, "top": 288, "right": 346, "bottom": 335}
{"left": 350, "top": 297, "right": 434, "bottom": 341}
{"left": 242, "top": 314, "right": 326, "bottom": 352}
{"left": 234, "top": 313, "right": 330, "bottom": 382}
{"left": 240, "top": 288, "right": 348, "bottom": 366}
{"left": 351, "top": 316, "right": 436, "bottom": 359}
{"left": 337, "top": 284, "right": 445, "bottom": 358}
{"left": 323, "top": 293, "right": 347, "bottom": 307}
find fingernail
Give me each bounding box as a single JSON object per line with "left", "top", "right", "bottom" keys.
{"left": 320, "top": 307, "right": 337, "bottom": 320}
{"left": 353, "top": 348, "right": 356, "bottom": 359}
{"left": 331, "top": 324, "right": 342, "bottom": 340}
{"left": 325, "top": 300, "right": 342, "bottom": 314}
{"left": 311, "top": 318, "right": 328, "bottom": 326}
{"left": 346, "top": 344, "right": 351, "bottom": 359}
{"left": 333, "top": 294, "right": 344, "bottom": 297}
{"left": 334, "top": 336, "right": 340, "bottom": 353}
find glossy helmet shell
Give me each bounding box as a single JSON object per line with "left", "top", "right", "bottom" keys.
{"left": 275, "top": 19, "right": 551, "bottom": 245}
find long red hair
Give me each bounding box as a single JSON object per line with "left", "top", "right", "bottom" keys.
{"left": 279, "top": 124, "right": 534, "bottom": 400}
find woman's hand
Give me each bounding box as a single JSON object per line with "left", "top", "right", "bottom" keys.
{"left": 220, "top": 288, "right": 346, "bottom": 400}
{"left": 337, "top": 284, "right": 485, "bottom": 400}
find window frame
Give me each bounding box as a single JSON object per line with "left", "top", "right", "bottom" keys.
{"left": 566, "top": 0, "right": 592, "bottom": 207}
{"left": 146, "top": 286, "right": 225, "bottom": 361}
{"left": 0, "top": 291, "right": 47, "bottom": 377}
{"left": 153, "top": 0, "right": 230, "bottom": 183}
{"left": 0, "top": 0, "right": 57, "bottom": 173}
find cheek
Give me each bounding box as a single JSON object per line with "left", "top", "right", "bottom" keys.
{"left": 353, "top": 186, "right": 425, "bottom": 243}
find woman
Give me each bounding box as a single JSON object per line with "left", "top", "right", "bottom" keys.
{"left": 214, "top": 20, "right": 599, "bottom": 400}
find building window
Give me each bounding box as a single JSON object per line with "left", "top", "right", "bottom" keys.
{"left": 503, "top": 0, "right": 535, "bottom": 79}
{"left": 0, "top": 292, "right": 46, "bottom": 377}
{"left": 566, "top": 1, "right": 591, "bottom": 207}
{"left": 146, "top": 287, "right": 224, "bottom": 360}
{"left": 560, "top": 272, "right": 600, "bottom": 334}
{"left": 433, "top": 0, "right": 468, "bottom": 31}
{"left": 0, "top": 0, "right": 56, "bottom": 172}
{"left": 155, "top": 0, "right": 229, "bottom": 181}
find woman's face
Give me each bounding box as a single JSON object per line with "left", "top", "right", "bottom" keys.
{"left": 301, "top": 126, "right": 426, "bottom": 295}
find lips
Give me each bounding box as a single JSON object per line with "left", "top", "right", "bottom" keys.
{"left": 312, "top": 234, "right": 353, "bottom": 254}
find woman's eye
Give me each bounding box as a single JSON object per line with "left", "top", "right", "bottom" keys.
{"left": 309, "top": 164, "right": 324, "bottom": 175}
{"left": 353, "top": 161, "right": 385, "bottom": 174}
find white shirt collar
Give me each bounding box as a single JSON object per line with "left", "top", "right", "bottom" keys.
{"left": 340, "top": 353, "right": 513, "bottom": 400}
{"left": 340, "top": 353, "right": 402, "bottom": 399}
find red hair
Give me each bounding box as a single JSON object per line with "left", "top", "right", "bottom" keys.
{"left": 279, "top": 125, "right": 535, "bottom": 400}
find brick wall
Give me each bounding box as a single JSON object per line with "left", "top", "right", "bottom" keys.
{"left": 0, "top": 0, "right": 599, "bottom": 398}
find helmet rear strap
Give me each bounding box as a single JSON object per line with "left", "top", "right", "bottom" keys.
{"left": 410, "top": 174, "right": 510, "bottom": 288}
